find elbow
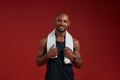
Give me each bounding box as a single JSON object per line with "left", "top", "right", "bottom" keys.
{"left": 36, "top": 62, "right": 41, "bottom": 67}
{"left": 78, "top": 60, "right": 83, "bottom": 69}
{"left": 36, "top": 61, "right": 41, "bottom": 67}
{"left": 74, "top": 60, "right": 83, "bottom": 69}
{"left": 78, "top": 58, "right": 83, "bottom": 69}
{"left": 78, "top": 63, "right": 83, "bottom": 69}
{"left": 36, "top": 59, "right": 42, "bottom": 67}
{"left": 36, "top": 58, "right": 46, "bottom": 66}
{"left": 75, "top": 63, "right": 83, "bottom": 69}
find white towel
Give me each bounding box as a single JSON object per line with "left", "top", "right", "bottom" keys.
{"left": 47, "top": 29, "right": 73, "bottom": 64}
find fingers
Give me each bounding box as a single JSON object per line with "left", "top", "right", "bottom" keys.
{"left": 64, "top": 47, "right": 72, "bottom": 51}
{"left": 48, "top": 45, "right": 58, "bottom": 58}
{"left": 64, "top": 48, "right": 67, "bottom": 51}
{"left": 51, "top": 44, "right": 55, "bottom": 49}
{"left": 50, "top": 45, "right": 57, "bottom": 51}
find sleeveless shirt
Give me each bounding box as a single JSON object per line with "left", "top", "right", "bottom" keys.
{"left": 45, "top": 41, "right": 74, "bottom": 80}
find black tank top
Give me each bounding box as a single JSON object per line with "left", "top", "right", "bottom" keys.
{"left": 45, "top": 41, "right": 74, "bottom": 80}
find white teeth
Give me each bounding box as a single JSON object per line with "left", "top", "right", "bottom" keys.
{"left": 59, "top": 26, "right": 64, "bottom": 28}
{"left": 59, "top": 27, "right": 64, "bottom": 29}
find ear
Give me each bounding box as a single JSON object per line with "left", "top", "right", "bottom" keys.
{"left": 67, "top": 21, "right": 70, "bottom": 26}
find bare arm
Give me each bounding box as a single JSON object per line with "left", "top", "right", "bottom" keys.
{"left": 63, "top": 39, "right": 83, "bottom": 69}
{"left": 36, "top": 38, "right": 58, "bottom": 66}
{"left": 72, "top": 39, "right": 83, "bottom": 69}
{"left": 36, "top": 38, "right": 49, "bottom": 66}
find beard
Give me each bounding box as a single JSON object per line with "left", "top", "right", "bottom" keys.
{"left": 57, "top": 29, "right": 66, "bottom": 33}
{"left": 56, "top": 26, "right": 67, "bottom": 33}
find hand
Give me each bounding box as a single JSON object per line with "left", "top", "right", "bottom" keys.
{"left": 63, "top": 47, "right": 76, "bottom": 61}
{"left": 47, "top": 45, "right": 58, "bottom": 58}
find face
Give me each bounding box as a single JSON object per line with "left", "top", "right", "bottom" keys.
{"left": 55, "top": 14, "right": 70, "bottom": 33}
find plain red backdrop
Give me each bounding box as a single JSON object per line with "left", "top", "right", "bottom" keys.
{"left": 0, "top": 0, "right": 120, "bottom": 80}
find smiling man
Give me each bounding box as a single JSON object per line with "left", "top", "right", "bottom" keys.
{"left": 36, "top": 12, "right": 83, "bottom": 80}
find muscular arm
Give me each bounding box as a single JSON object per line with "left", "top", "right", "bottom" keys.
{"left": 36, "top": 38, "right": 49, "bottom": 66}
{"left": 36, "top": 38, "right": 58, "bottom": 66}
{"left": 72, "top": 39, "right": 83, "bottom": 69}
{"left": 63, "top": 39, "right": 83, "bottom": 69}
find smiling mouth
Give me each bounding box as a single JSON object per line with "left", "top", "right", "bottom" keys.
{"left": 57, "top": 26, "right": 66, "bottom": 32}
{"left": 58, "top": 26, "right": 64, "bottom": 30}
{"left": 58, "top": 26, "right": 64, "bottom": 28}
{"left": 59, "top": 26, "right": 63, "bottom": 28}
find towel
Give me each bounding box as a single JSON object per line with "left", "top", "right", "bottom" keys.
{"left": 47, "top": 29, "right": 73, "bottom": 64}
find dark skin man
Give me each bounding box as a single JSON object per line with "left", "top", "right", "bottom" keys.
{"left": 36, "top": 13, "right": 83, "bottom": 69}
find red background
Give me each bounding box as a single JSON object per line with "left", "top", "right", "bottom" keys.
{"left": 0, "top": 0, "right": 120, "bottom": 80}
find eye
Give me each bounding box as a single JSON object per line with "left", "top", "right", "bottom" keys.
{"left": 64, "top": 20, "right": 67, "bottom": 23}
{"left": 57, "top": 19, "right": 61, "bottom": 22}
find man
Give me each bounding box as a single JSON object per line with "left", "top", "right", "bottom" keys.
{"left": 36, "top": 12, "right": 82, "bottom": 80}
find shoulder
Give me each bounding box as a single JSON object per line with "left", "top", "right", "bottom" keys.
{"left": 73, "top": 38, "right": 80, "bottom": 49}
{"left": 73, "top": 38, "right": 80, "bottom": 45}
{"left": 39, "top": 37, "right": 47, "bottom": 47}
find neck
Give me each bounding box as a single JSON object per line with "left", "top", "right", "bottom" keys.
{"left": 55, "top": 30, "right": 66, "bottom": 42}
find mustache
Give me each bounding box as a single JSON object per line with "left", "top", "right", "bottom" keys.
{"left": 58, "top": 25, "right": 65, "bottom": 27}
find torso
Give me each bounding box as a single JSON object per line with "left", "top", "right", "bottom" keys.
{"left": 45, "top": 41, "right": 74, "bottom": 80}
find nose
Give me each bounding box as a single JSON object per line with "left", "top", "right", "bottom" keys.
{"left": 61, "top": 21, "right": 64, "bottom": 25}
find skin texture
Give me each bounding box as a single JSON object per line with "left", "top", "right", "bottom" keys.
{"left": 36, "top": 12, "right": 83, "bottom": 68}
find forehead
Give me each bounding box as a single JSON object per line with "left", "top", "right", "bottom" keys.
{"left": 56, "top": 14, "right": 70, "bottom": 21}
